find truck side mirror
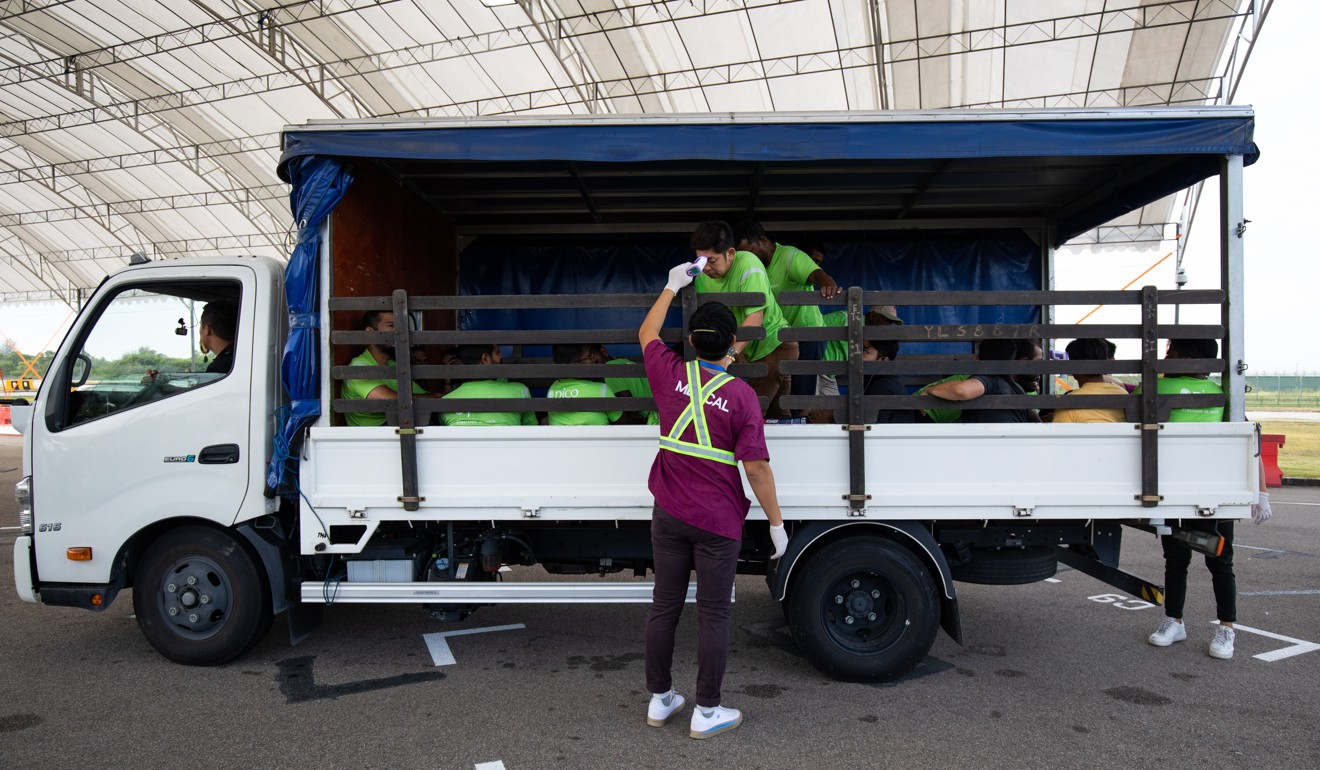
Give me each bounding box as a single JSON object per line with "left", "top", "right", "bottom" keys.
{"left": 70, "top": 354, "right": 91, "bottom": 387}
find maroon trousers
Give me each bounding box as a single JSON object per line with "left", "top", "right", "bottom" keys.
{"left": 644, "top": 506, "right": 741, "bottom": 708}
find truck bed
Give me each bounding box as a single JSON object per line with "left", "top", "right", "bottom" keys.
{"left": 299, "top": 422, "right": 1258, "bottom": 554}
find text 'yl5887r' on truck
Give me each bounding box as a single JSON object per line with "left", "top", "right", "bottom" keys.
{"left": 11, "top": 108, "right": 1261, "bottom": 681}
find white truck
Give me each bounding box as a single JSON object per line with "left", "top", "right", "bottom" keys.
{"left": 11, "top": 108, "right": 1261, "bottom": 681}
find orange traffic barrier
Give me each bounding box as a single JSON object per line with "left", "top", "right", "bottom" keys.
{"left": 1261, "top": 433, "right": 1286, "bottom": 487}
{"left": 0, "top": 405, "right": 9, "bottom": 426}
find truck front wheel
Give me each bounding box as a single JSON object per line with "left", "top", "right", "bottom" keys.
{"left": 787, "top": 537, "right": 939, "bottom": 682}
{"left": 133, "top": 526, "right": 272, "bottom": 665}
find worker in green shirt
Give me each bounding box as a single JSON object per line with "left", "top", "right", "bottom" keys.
{"left": 691, "top": 220, "right": 798, "bottom": 418}
{"left": 735, "top": 222, "right": 840, "bottom": 408}
{"left": 1133, "top": 338, "right": 1225, "bottom": 422}
{"left": 340, "top": 310, "right": 426, "bottom": 427}
{"left": 547, "top": 343, "right": 623, "bottom": 426}
{"left": 605, "top": 355, "right": 659, "bottom": 425}
{"left": 440, "top": 343, "right": 537, "bottom": 427}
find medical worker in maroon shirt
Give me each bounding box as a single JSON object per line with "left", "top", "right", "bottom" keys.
{"left": 638, "top": 255, "right": 788, "bottom": 740}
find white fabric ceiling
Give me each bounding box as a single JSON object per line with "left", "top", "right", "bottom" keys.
{"left": 0, "top": 0, "right": 1266, "bottom": 304}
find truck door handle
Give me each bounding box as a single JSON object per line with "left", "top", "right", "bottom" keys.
{"left": 198, "top": 444, "right": 240, "bottom": 464}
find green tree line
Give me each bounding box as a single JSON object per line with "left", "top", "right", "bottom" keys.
{"left": 2, "top": 343, "right": 195, "bottom": 385}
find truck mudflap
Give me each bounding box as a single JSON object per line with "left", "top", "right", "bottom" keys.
{"left": 767, "top": 520, "right": 961, "bottom": 644}
{"left": 13, "top": 535, "right": 36, "bottom": 603}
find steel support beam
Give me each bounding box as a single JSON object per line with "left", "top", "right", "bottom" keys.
{"left": 1219, "top": 153, "right": 1246, "bottom": 422}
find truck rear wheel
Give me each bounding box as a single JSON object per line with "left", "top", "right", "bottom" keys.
{"left": 787, "top": 537, "right": 939, "bottom": 682}
{"left": 133, "top": 526, "right": 272, "bottom": 665}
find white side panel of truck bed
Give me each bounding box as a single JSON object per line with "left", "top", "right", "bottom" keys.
{"left": 300, "top": 423, "right": 1257, "bottom": 554}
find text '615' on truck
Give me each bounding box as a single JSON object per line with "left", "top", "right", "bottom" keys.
{"left": 11, "top": 108, "right": 1261, "bottom": 681}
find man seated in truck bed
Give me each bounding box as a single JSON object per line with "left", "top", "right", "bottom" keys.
{"left": 341, "top": 310, "right": 427, "bottom": 426}
{"left": 922, "top": 339, "right": 1032, "bottom": 422}
{"left": 547, "top": 343, "right": 622, "bottom": 426}
{"left": 1049, "top": 338, "right": 1127, "bottom": 423}
{"left": 440, "top": 343, "right": 537, "bottom": 427}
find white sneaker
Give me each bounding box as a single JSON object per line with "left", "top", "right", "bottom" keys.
{"left": 646, "top": 690, "right": 685, "bottom": 727}
{"left": 1209, "top": 626, "right": 1236, "bottom": 660}
{"left": 1148, "top": 617, "right": 1187, "bottom": 647}
{"left": 689, "top": 705, "right": 742, "bottom": 739}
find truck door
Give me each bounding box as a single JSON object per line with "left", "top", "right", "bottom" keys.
{"left": 31, "top": 269, "right": 254, "bottom": 585}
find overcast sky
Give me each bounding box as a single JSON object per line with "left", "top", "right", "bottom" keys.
{"left": 0, "top": 2, "right": 1311, "bottom": 373}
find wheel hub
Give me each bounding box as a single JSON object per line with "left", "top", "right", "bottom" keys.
{"left": 156, "top": 556, "right": 231, "bottom": 640}
{"left": 823, "top": 571, "right": 901, "bottom": 649}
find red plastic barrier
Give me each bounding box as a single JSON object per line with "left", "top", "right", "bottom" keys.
{"left": 0, "top": 405, "right": 9, "bottom": 426}
{"left": 1261, "top": 433, "right": 1286, "bottom": 487}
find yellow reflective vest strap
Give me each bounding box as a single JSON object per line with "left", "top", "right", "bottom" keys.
{"left": 658, "top": 361, "right": 738, "bottom": 466}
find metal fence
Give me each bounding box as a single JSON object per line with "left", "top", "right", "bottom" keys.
{"left": 1246, "top": 373, "right": 1320, "bottom": 408}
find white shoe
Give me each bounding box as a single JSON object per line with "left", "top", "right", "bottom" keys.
{"left": 646, "top": 690, "right": 685, "bottom": 727}
{"left": 1209, "top": 626, "right": 1235, "bottom": 660}
{"left": 1148, "top": 617, "right": 1187, "bottom": 647}
{"left": 689, "top": 705, "right": 742, "bottom": 739}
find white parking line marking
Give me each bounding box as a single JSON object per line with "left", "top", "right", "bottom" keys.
{"left": 475, "top": 762, "right": 507, "bottom": 770}
{"left": 1237, "top": 545, "right": 1286, "bottom": 552}
{"left": 1044, "top": 578, "right": 1062, "bottom": 583}
{"left": 1214, "top": 621, "right": 1320, "bottom": 662}
{"left": 1278, "top": 501, "right": 1320, "bottom": 507}
{"left": 424, "top": 624, "right": 526, "bottom": 667}
{"left": 1240, "top": 589, "right": 1320, "bottom": 596}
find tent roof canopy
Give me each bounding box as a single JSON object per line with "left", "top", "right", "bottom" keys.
{"left": 281, "top": 107, "right": 1256, "bottom": 245}
{"left": 0, "top": 1, "right": 1269, "bottom": 304}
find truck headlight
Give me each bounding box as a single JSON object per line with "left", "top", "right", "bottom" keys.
{"left": 15, "top": 475, "right": 31, "bottom": 534}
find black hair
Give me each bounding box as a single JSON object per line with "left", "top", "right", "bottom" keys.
{"left": 1066, "top": 337, "right": 1110, "bottom": 361}
{"left": 363, "top": 309, "right": 387, "bottom": 329}
{"left": 690, "top": 220, "right": 734, "bottom": 253}
{"left": 733, "top": 220, "right": 767, "bottom": 245}
{"left": 1104, "top": 339, "right": 1118, "bottom": 359}
{"left": 687, "top": 301, "right": 737, "bottom": 359}
{"left": 977, "top": 338, "right": 1018, "bottom": 361}
{"left": 872, "top": 339, "right": 899, "bottom": 360}
{"left": 552, "top": 343, "right": 601, "bottom": 364}
{"left": 1168, "top": 338, "right": 1219, "bottom": 360}
{"left": 200, "top": 300, "right": 238, "bottom": 342}
{"left": 1015, "top": 338, "right": 1042, "bottom": 360}
{"left": 456, "top": 344, "right": 497, "bottom": 365}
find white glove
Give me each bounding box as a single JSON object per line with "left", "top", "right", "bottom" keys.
{"left": 1252, "top": 491, "right": 1272, "bottom": 525}
{"left": 769, "top": 523, "right": 788, "bottom": 559}
{"left": 665, "top": 262, "right": 696, "bottom": 294}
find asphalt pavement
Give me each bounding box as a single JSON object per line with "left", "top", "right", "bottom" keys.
{"left": 1, "top": 435, "right": 1317, "bottom": 769}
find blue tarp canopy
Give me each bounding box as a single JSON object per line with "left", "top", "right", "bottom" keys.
{"left": 280, "top": 109, "right": 1257, "bottom": 246}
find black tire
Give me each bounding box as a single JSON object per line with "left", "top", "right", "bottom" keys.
{"left": 133, "top": 526, "right": 273, "bottom": 665}
{"left": 950, "top": 546, "right": 1057, "bottom": 585}
{"left": 787, "top": 537, "right": 940, "bottom": 683}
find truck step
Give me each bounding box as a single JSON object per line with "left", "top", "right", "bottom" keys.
{"left": 299, "top": 581, "right": 734, "bottom": 605}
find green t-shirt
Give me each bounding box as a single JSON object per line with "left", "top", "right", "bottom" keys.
{"left": 694, "top": 249, "right": 786, "bottom": 362}
{"left": 547, "top": 378, "right": 622, "bottom": 426}
{"left": 341, "top": 349, "right": 427, "bottom": 427}
{"left": 822, "top": 310, "right": 848, "bottom": 363}
{"left": 767, "top": 242, "right": 825, "bottom": 329}
{"left": 1135, "top": 376, "right": 1224, "bottom": 422}
{"left": 604, "top": 358, "right": 659, "bottom": 425}
{"left": 441, "top": 379, "right": 537, "bottom": 427}
{"left": 917, "top": 374, "right": 971, "bottom": 423}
